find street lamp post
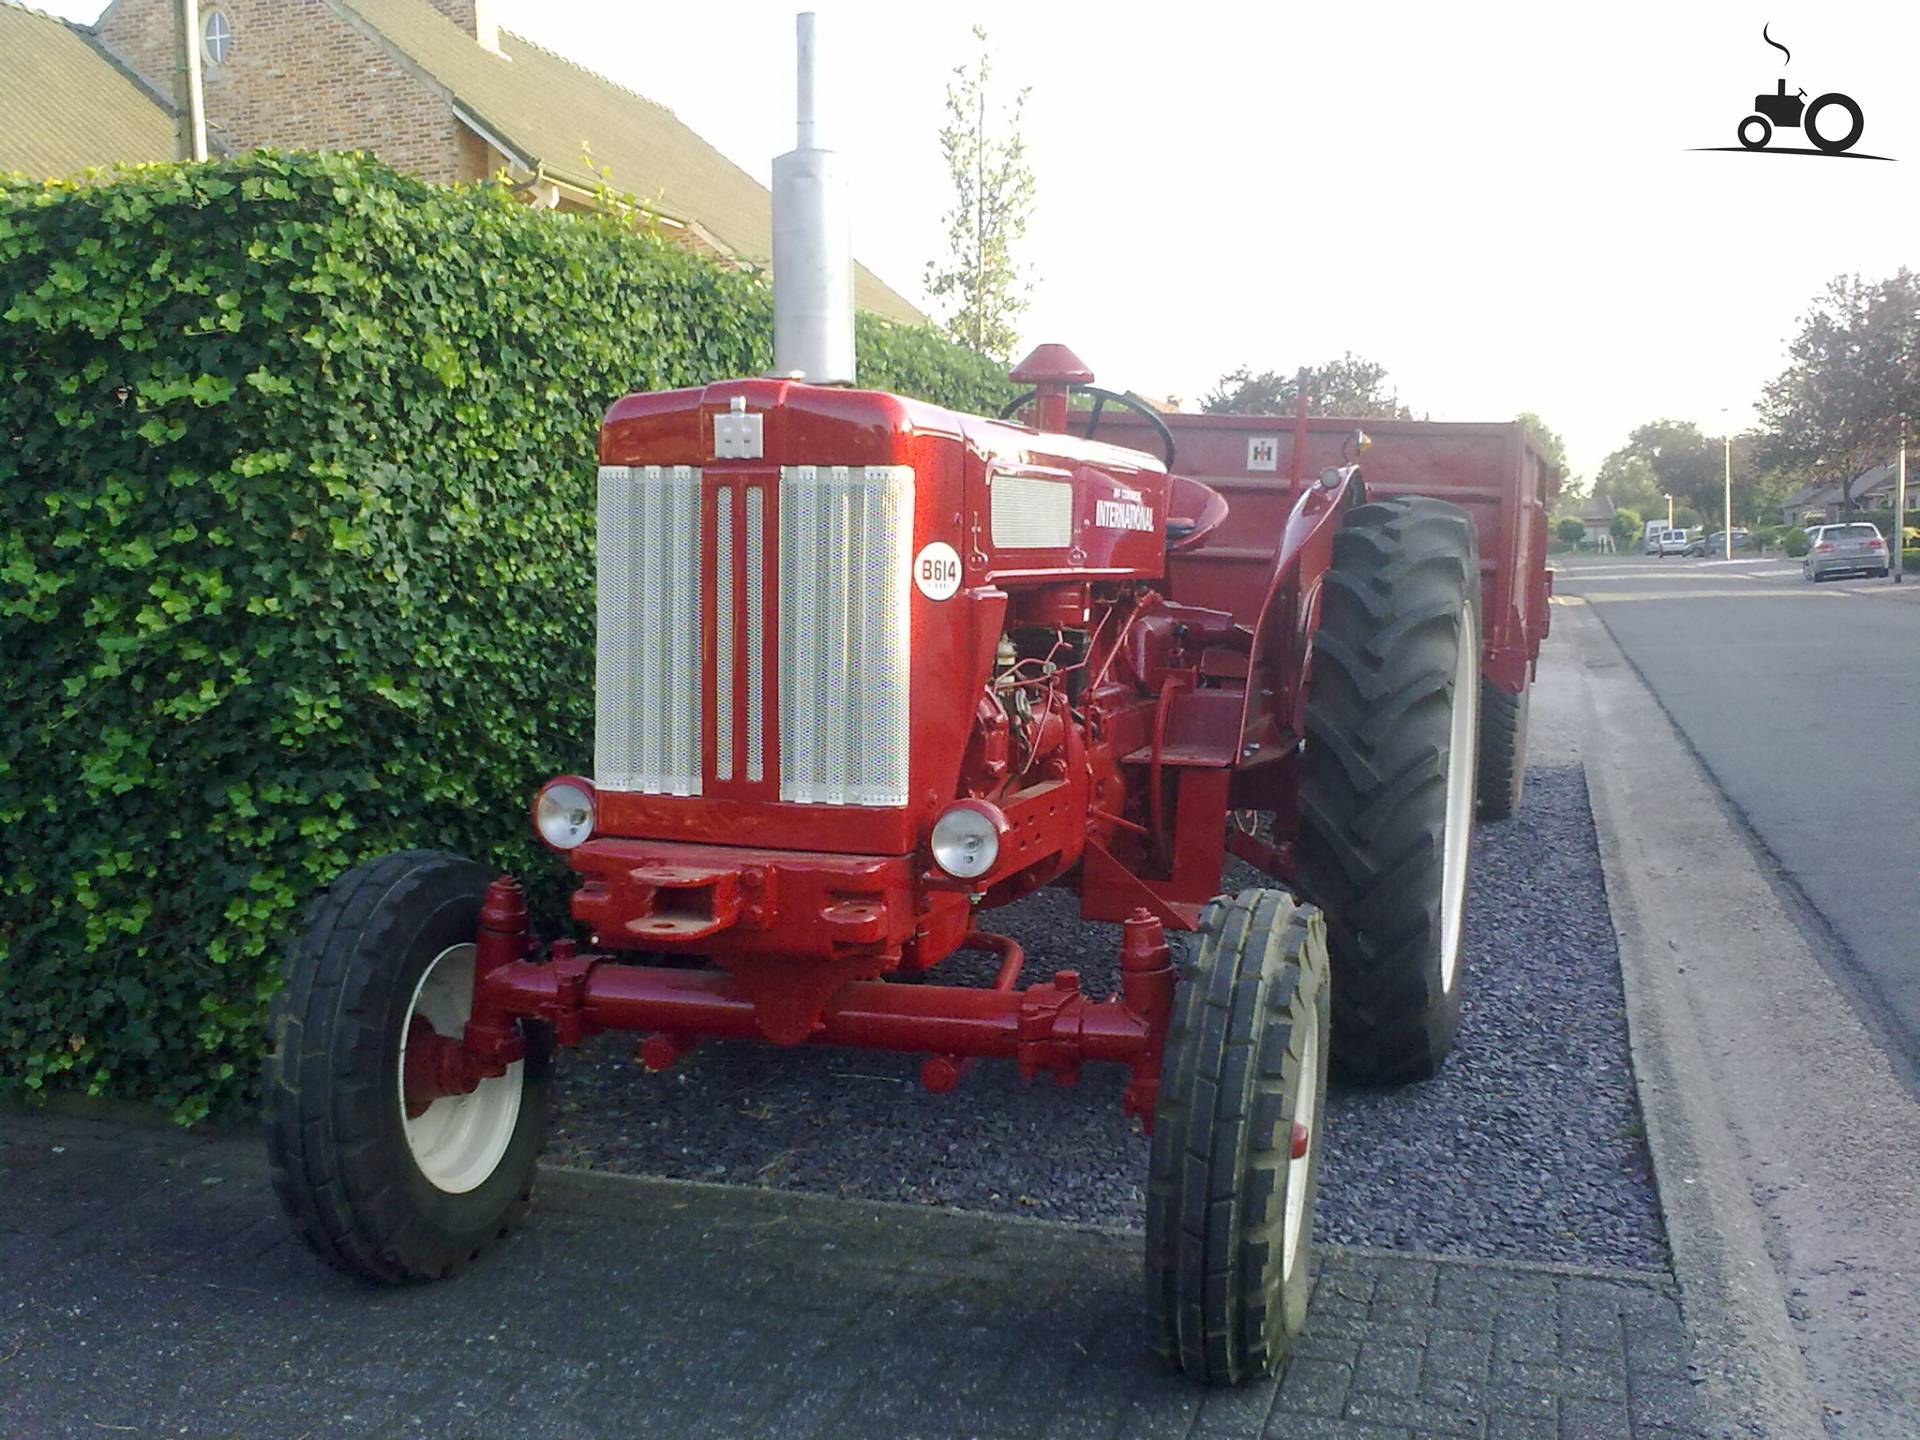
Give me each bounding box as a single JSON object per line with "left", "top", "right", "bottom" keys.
{"left": 1723, "top": 433, "right": 1733, "bottom": 560}
{"left": 1896, "top": 434, "right": 1907, "bottom": 586}
{"left": 1900, "top": 303, "right": 1916, "bottom": 585}
{"left": 1665, "top": 493, "right": 1674, "bottom": 528}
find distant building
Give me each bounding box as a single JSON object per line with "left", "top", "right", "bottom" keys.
{"left": 0, "top": 0, "right": 924, "bottom": 323}
{"left": 1777, "top": 478, "right": 1827, "bottom": 526}
{"left": 1576, "top": 492, "right": 1616, "bottom": 549}
{"left": 1779, "top": 462, "right": 1908, "bottom": 525}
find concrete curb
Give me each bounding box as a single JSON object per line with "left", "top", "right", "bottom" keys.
{"left": 1567, "top": 603, "right": 1824, "bottom": 1440}
{"left": 549, "top": 1160, "right": 1677, "bottom": 1285}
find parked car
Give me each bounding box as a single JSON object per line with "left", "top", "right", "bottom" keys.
{"left": 1646, "top": 528, "right": 1692, "bottom": 557}
{"left": 1692, "top": 528, "right": 1750, "bottom": 556}
{"left": 1802, "top": 522, "right": 1891, "bottom": 581}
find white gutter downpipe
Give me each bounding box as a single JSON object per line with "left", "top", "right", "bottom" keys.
{"left": 771, "top": 12, "right": 855, "bottom": 385}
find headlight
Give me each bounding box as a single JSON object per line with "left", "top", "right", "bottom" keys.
{"left": 930, "top": 801, "right": 1005, "bottom": 880}
{"left": 533, "top": 777, "right": 595, "bottom": 851}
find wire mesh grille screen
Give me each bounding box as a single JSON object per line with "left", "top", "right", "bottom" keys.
{"left": 595, "top": 464, "right": 703, "bottom": 795}
{"left": 777, "top": 465, "right": 914, "bottom": 806}
{"left": 989, "top": 472, "right": 1075, "bottom": 548}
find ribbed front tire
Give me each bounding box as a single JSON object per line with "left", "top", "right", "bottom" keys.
{"left": 263, "top": 850, "right": 552, "bottom": 1284}
{"left": 1147, "top": 889, "right": 1330, "bottom": 1385}
{"left": 1297, "top": 496, "right": 1482, "bottom": 1084}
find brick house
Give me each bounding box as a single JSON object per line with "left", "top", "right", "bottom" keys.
{"left": 0, "top": 0, "right": 922, "bottom": 321}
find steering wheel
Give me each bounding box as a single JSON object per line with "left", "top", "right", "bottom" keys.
{"left": 998, "top": 383, "right": 1176, "bottom": 470}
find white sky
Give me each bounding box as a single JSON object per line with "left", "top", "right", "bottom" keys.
{"left": 52, "top": 0, "right": 1918, "bottom": 481}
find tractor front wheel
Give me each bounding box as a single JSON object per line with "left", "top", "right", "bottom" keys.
{"left": 1147, "top": 889, "right": 1330, "bottom": 1385}
{"left": 264, "top": 850, "right": 552, "bottom": 1283}
{"left": 1297, "top": 496, "right": 1482, "bottom": 1084}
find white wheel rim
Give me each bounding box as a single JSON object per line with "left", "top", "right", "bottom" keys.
{"left": 1439, "top": 603, "right": 1480, "bottom": 993}
{"left": 398, "top": 943, "right": 524, "bottom": 1194}
{"left": 1282, "top": 1015, "right": 1319, "bottom": 1285}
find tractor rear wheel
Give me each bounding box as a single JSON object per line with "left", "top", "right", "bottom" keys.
{"left": 1147, "top": 889, "right": 1330, "bottom": 1385}
{"left": 264, "top": 850, "right": 552, "bottom": 1283}
{"left": 1297, "top": 496, "right": 1481, "bottom": 1084}
{"left": 1475, "top": 678, "right": 1530, "bottom": 820}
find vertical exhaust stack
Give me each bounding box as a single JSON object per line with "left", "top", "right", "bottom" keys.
{"left": 772, "top": 12, "right": 855, "bottom": 385}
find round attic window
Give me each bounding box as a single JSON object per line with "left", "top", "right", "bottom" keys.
{"left": 203, "top": 11, "right": 231, "bottom": 65}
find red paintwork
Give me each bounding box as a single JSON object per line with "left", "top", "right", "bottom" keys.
{"left": 429, "top": 347, "right": 1551, "bottom": 1118}
{"left": 1009, "top": 342, "right": 1094, "bottom": 433}
{"left": 593, "top": 378, "right": 1168, "bottom": 856}
{"left": 432, "top": 886, "right": 1176, "bottom": 1127}
{"left": 1009, "top": 343, "right": 1096, "bottom": 387}
{"left": 1092, "top": 410, "right": 1560, "bottom": 694}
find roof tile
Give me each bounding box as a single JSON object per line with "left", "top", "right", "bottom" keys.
{"left": 0, "top": 0, "right": 177, "bottom": 179}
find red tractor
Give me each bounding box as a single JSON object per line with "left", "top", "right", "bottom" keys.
{"left": 263, "top": 16, "right": 1555, "bottom": 1388}
{"left": 265, "top": 343, "right": 1555, "bottom": 1382}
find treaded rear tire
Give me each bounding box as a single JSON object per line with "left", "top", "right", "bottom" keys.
{"left": 1147, "top": 889, "right": 1330, "bottom": 1385}
{"left": 1475, "top": 679, "right": 1529, "bottom": 821}
{"left": 263, "top": 850, "right": 552, "bottom": 1284}
{"left": 1296, "top": 496, "right": 1481, "bottom": 1085}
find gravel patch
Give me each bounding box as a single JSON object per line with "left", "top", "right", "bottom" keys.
{"left": 545, "top": 762, "right": 1667, "bottom": 1269}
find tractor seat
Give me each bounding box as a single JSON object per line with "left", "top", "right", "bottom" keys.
{"left": 1166, "top": 473, "right": 1229, "bottom": 553}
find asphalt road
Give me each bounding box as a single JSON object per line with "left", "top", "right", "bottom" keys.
{"left": 1557, "top": 554, "right": 1920, "bottom": 1080}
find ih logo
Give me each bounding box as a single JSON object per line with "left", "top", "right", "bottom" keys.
{"left": 1696, "top": 24, "right": 1891, "bottom": 161}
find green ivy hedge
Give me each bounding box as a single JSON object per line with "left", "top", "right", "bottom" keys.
{"left": 0, "top": 151, "right": 1012, "bottom": 1120}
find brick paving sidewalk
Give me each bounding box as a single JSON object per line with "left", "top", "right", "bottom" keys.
{"left": 0, "top": 1110, "right": 1713, "bottom": 1439}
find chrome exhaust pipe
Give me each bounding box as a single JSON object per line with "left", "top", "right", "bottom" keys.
{"left": 771, "top": 11, "right": 855, "bottom": 385}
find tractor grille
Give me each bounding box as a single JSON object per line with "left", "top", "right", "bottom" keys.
{"left": 777, "top": 465, "right": 914, "bottom": 806}
{"left": 595, "top": 461, "right": 913, "bottom": 808}
{"left": 595, "top": 465, "right": 703, "bottom": 795}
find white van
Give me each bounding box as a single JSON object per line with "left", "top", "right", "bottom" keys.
{"left": 1645, "top": 529, "right": 1691, "bottom": 557}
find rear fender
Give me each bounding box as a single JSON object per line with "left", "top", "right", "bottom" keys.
{"left": 1238, "top": 467, "right": 1356, "bottom": 761}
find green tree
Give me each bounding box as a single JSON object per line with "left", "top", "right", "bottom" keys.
{"left": 924, "top": 26, "right": 1036, "bottom": 360}
{"left": 1610, "top": 507, "right": 1643, "bottom": 548}
{"left": 1596, "top": 420, "right": 1726, "bottom": 518}
{"left": 1203, "top": 353, "right": 1412, "bottom": 417}
{"left": 1758, "top": 269, "right": 1919, "bottom": 512}
{"left": 1555, "top": 517, "right": 1586, "bottom": 546}
{"left": 1744, "top": 456, "right": 1812, "bottom": 527}
{"left": 1518, "top": 412, "right": 1569, "bottom": 479}
{"left": 1593, "top": 450, "right": 1664, "bottom": 516}
{"left": 1641, "top": 421, "right": 1717, "bottom": 512}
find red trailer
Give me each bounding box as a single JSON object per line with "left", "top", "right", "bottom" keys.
{"left": 1092, "top": 409, "right": 1560, "bottom": 819}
